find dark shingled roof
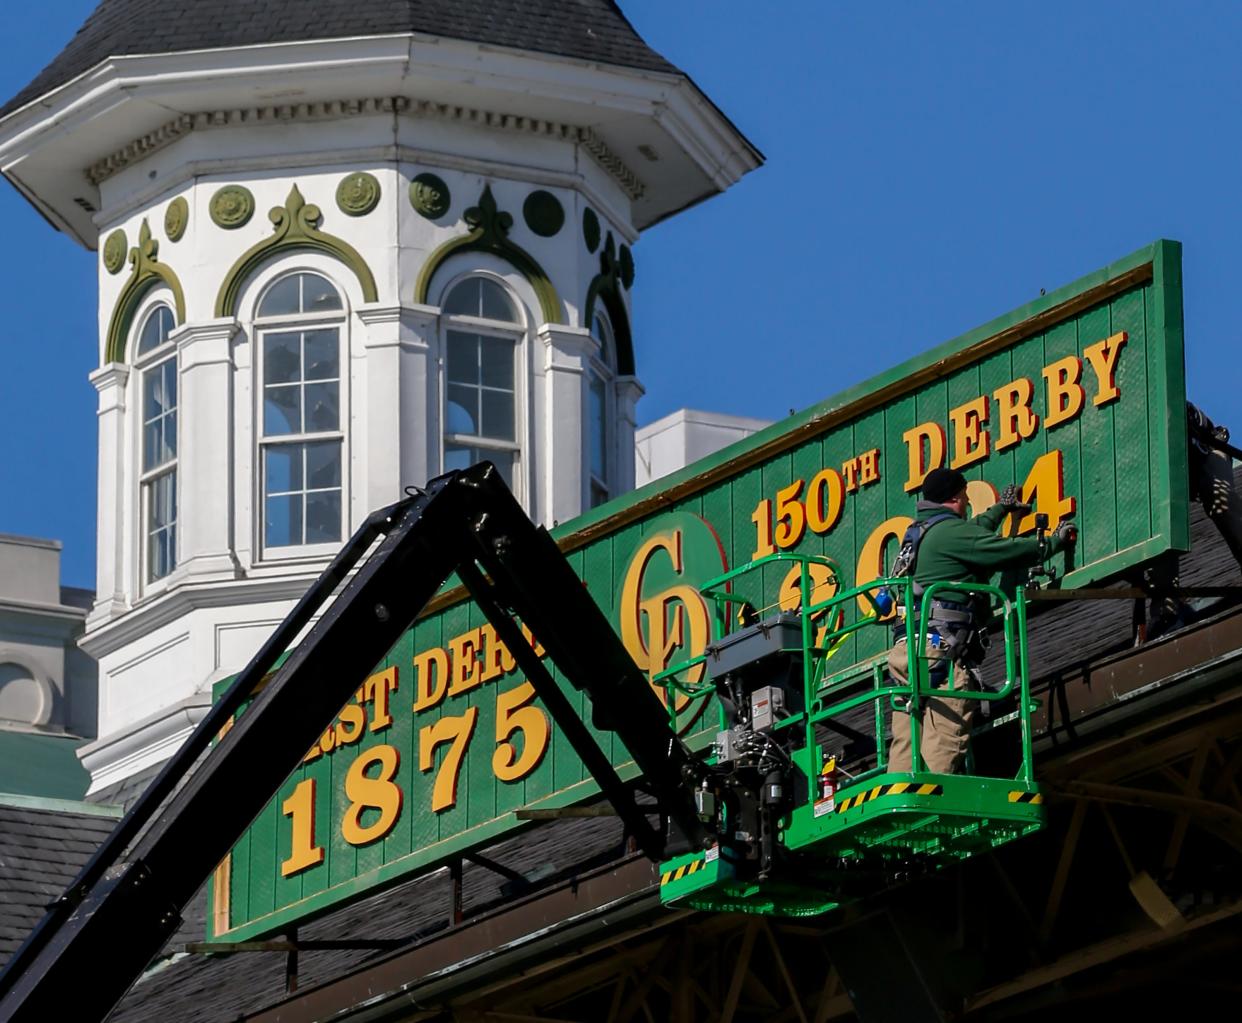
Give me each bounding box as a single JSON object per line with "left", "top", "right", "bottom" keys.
{"left": 0, "top": 800, "right": 119, "bottom": 968}
{"left": 0, "top": 0, "right": 679, "bottom": 118}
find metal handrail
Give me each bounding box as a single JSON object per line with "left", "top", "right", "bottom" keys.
{"left": 653, "top": 553, "right": 1035, "bottom": 788}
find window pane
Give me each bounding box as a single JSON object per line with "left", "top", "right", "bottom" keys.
{"left": 444, "top": 444, "right": 475, "bottom": 473}
{"left": 480, "top": 336, "right": 513, "bottom": 390}
{"left": 149, "top": 528, "right": 172, "bottom": 583}
{"left": 305, "top": 490, "right": 341, "bottom": 544}
{"left": 150, "top": 472, "right": 175, "bottom": 528}
{"left": 446, "top": 384, "right": 478, "bottom": 435}
{"left": 162, "top": 413, "right": 178, "bottom": 465}
{"left": 305, "top": 440, "right": 341, "bottom": 489}
{"left": 264, "top": 332, "right": 301, "bottom": 385}
{"left": 446, "top": 444, "right": 513, "bottom": 488}
{"left": 143, "top": 420, "right": 162, "bottom": 472}
{"left": 443, "top": 279, "right": 480, "bottom": 316}
{"left": 264, "top": 384, "right": 302, "bottom": 435}
{"left": 144, "top": 368, "right": 167, "bottom": 421}
{"left": 162, "top": 360, "right": 178, "bottom": 413}
{"left": 479, "top": 279, "right": 518, "bottom": 322}
{"left": 590, "top": 481, "right": 609, "bottom": 509}
{"left": 303, "top": 274, "right": 342, "bottom": 313}
{"left": 146, "top": 469, "right": 177, "bottom": 582}
{"left": 488, "top": 449, "right": 516, "bottom": 488}
{"left": 137, "top": 306, "right": 175, "bottom": 357}
{"left": 259, "top": 276, "right": 301, "bottom": 317}
{"left": 446, "top": 332, "right": 477, "bottom": 384}
{"left": 265, "top": 445, "right": 303, "bottom": 495}
{"left": 590, "top": 373, "right": 607, "bottom": 479}
{"left": 303, "top": 329, "right": 339, "bottom": 380}
{"left": 304, "top": 381, "right": 339, "bottom": 433}
{"left": 265, "top": 495, "right": 302, "bottom": 548}
{"left": 480, "top": 389, "right": 514, "bottom": 441}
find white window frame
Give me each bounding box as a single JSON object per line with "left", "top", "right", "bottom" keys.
{"left": 587, "top": 308, "right": 616, "bottom": 509}
{"left": 439, "top": 272, "right": 528, "bottom": 503}
{"left": 253, "top": 270, "right": 350, "bottom": 562}
{"left": 133, "top": 302, "right": 179, "bottom": 594}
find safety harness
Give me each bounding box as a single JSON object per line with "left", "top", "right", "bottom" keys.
{"left": 890, "top": 512, "right": 985, "bottom": 666}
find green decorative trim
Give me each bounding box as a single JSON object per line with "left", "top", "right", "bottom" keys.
{"left": 523, "top": 190, "right": 564, "bottom": 237}
{"left": 103, "top": 230, "right": 127, "bottom": 274}
{"left": 164, "top": 197, "right": 188, "bottom": 242}
{"left": 104, "top": 219, "right": 187, "bottom": 364}
{"left": 215, "top": 184, "right": 378, "bottom": 318}
{"left": 336, "top": 172, "right": 381, "bottom": 217}
{"left": 415, "top": 185, "right": 563, "bottom": 324}
{"left": 0, "top": 791, "right": 123, "bottom": 817}
{"left": 409, "top": 172, "right": 451, "bottom": 219}
{"left": 584, "top": 233, "right": 634, "bottom": 375}
{"left": 582, "top": 207, "right": 601, "bottom": 253}
{"left": 210, "top": 185, "right": 255, "bottom": 229}
{"left": 618, "top": 244, "right": 635, "bottom": 289}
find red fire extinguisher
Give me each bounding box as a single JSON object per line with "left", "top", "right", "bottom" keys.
{"left": 818, "top": 755, "right": 838, "bottom": 808}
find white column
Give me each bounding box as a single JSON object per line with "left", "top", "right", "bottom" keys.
{"left": 177, "top": 319, "right": 241, "bottom": 580}
{"left": 87, "top": 363, "right": 130, "bottom": 625}
{"left": 357, "top": 304, "right": 440, "bottom": 515}
{"left": 538, "top": 324, "right": 594, "bottom": 526}
{"left": 231, "top": 332, "right": 254, "bottom": 570}
{"left": 399, "top": 305, "right": 438, "bottom": 493}
{"left": 615, "top": 374, "right": 645, "bottom": 495}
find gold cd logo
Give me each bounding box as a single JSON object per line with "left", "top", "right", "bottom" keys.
{"left": 618, "top": 513, "right": 728, "bottom": 733}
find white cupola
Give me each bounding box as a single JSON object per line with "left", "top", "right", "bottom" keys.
{"left": 0, "top": 0, "right": 760, "bottom": 798}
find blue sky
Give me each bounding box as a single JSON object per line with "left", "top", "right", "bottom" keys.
{"left": 2, "top": 2, "right": 1240, "bottom": 588}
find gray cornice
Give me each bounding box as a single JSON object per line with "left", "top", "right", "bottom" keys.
{"left": 86, "top": 95, "right": 645, "bottom": 201}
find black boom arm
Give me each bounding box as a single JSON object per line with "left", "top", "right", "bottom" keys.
{"left": 0, "top": 464, "right": 708, "bottom": 1023}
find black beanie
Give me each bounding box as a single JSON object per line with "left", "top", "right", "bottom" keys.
{"left": 923, "top": 467, "right": 967, "bottom": 503}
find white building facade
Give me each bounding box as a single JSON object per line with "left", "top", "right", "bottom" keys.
{"left": 0, "top": 5, "right": 760, "bottom": 797}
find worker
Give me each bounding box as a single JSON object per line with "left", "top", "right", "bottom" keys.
{"left": 887, "top": 467, "right": 1077, "bottom": 774}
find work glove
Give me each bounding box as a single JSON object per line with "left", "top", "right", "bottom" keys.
{"left": 1051, "top": 519, "right": 1079, "bottom": 551}
{"left": 998, "top": 483, "right": 1031, "bottom": 514}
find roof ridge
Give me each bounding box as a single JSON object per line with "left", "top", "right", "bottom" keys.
{"left": 0, "top": 0, "right": 680, "bottom": 120}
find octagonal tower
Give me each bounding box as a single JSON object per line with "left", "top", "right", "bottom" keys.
{"left": 0, "top": 0, "right": 760, "bottom": 797}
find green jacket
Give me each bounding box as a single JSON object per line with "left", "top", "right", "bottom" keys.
{"left": 911, "top": 500, "right": 1067, "bottom": 615}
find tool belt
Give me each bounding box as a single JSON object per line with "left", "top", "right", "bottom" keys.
{"left": 893, "top": 597, "right": 987, "bottom": 667}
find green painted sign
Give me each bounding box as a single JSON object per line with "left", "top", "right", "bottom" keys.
{"left": 208, "top": 240, "right": 1187, "bottom": 941}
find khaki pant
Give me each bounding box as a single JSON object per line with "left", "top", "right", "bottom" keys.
{"left": 887, "top": 638, "right": 975, "bottom": 774}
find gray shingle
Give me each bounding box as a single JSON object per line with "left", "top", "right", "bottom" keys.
{"left": 0, "top": 803, "right": 117, "bottom": 968}
{"left": 0, "top": 0, "right": 679, "bottom": 118}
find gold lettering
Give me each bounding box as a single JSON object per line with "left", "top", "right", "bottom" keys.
{"left": 855, "top": 516, "right": 912, "bottom": 616}
{"left": 949, "top": 396, "right": 989, "bottom": 469}
{"left": 841, "top": 457, "right": 860, "bottom": 493}
{"left": 902, "top": 423, "right": 946, "bottom": 492}
{"left": 479, "top": 623, "right": 516, "bottom": 683}
{"left": 335, "top": 702, "right": 366, "bottom": 746}
{"left": 447, "top": 628, "right": 483, "bottom": 697}
{"left": 1083, "top": 331, "right": 1127, "bottom": 406}
{"left": 413, "top": 647, "right": 449, "bottom": 712}
{"left": 1042, "top": 356, "right": 1084, "bottom": 429}
{"left": 363, "top": 667, "right": 397, "bottom": 732}
{"left": 341, "top": 745, "right": 403, "bottom": 844}
{"left": 806, "top": 468, "right": 845, "bottom": 534}
{"left": 858, "top": 448, "right": 880, "bottom": 486}
{"left": 994, "top": 378, "right": 1039, "bottom": 451}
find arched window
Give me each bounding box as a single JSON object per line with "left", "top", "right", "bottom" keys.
{"left": 256, "top": 271, "right": 345, "bottom": 551}
{"left": 136, "top": 305, "right": 178, "bottom": 582}
{"left": 588, "top": 310, "right": 615, "bottom": 508}
{"left": 442, "top": 277, "right": 522, "bottom": 490}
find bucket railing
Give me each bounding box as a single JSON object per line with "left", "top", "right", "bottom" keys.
{"left": 651, "top": 554, "right": 1036, "bottom": 798}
